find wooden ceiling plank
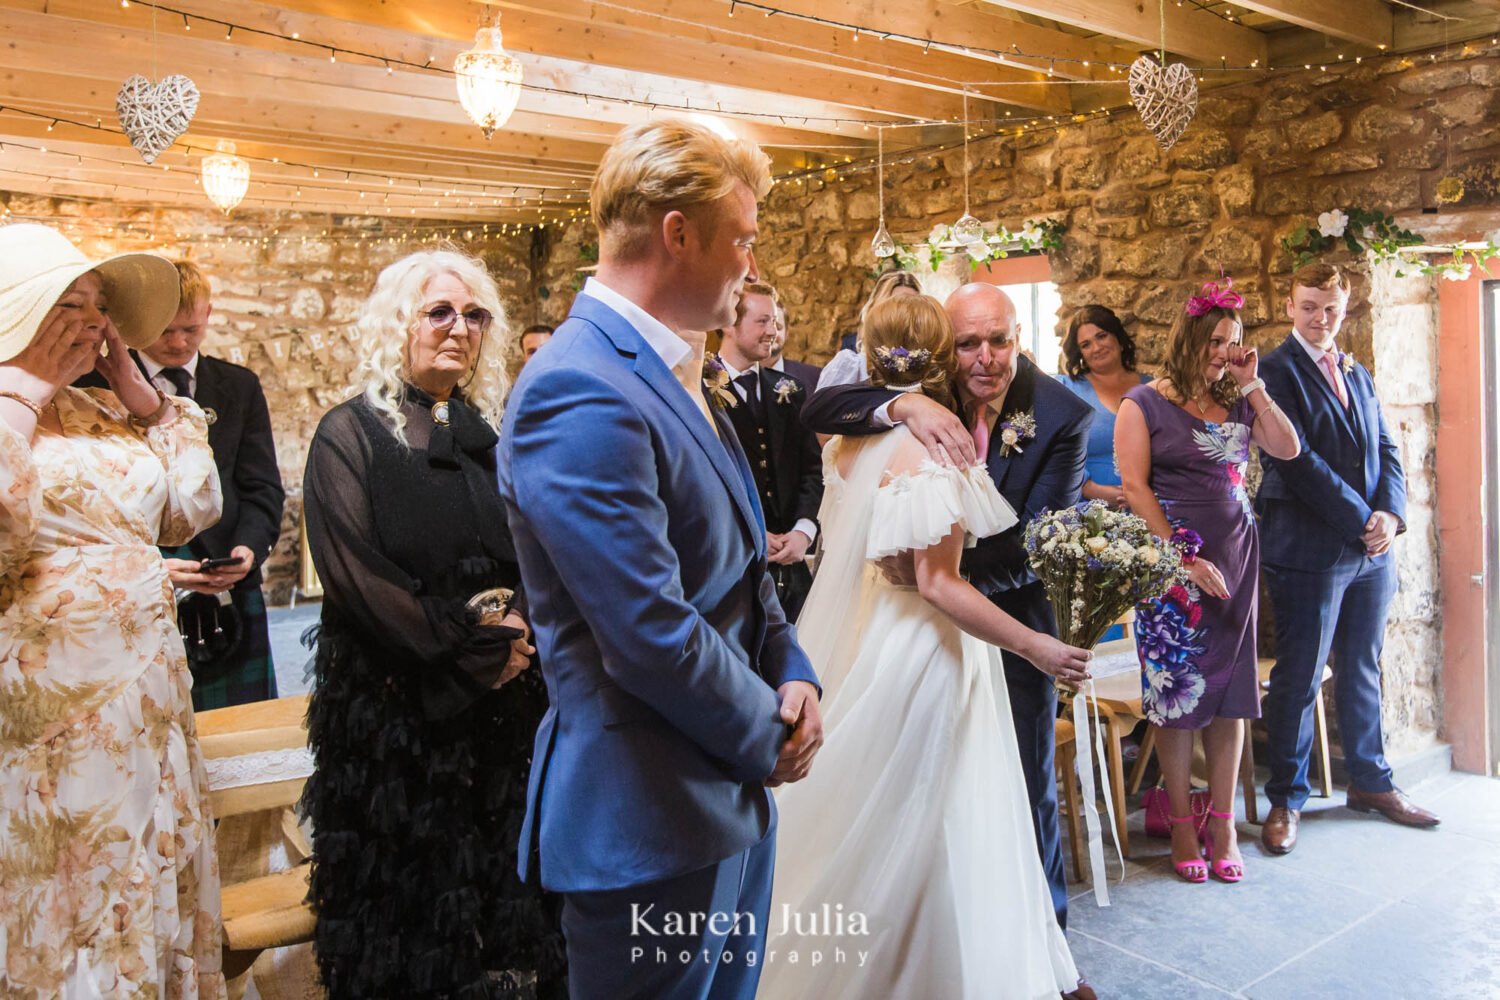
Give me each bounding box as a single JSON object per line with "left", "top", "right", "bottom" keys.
{"left": 765, "top": 0, "right": 1139, "bottom": 82}
{"left": 975, "top": 0, "right": 1268, "bottom": 67}
{"left": 0, "top": 0, "right": 886, "bottom": 145}
{"left": 484, "top": 0, "right": 1068, "bottom": 113}
{"left": 1230, "top": 0, "right": 1392, "bottom": 50}
{"left": 223, "top": 0, "right": 986, "bottom": 122}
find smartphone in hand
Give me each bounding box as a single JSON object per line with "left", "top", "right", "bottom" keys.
{"left": 197, "top": 555, "right": 242, "bottom": 572}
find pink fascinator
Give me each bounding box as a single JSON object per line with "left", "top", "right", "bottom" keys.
{"left": 1185, "top": 277, "right": 1245, "bottom": 317}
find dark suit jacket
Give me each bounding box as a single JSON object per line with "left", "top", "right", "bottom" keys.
{"left": 802, "top": 354, "right": 1092, "bottom": 628}
{"left": 79, "top": 351, "right": 285, "bottom": 588}
{"left": 1255, "top": 335, "right": 1407, "bottom": 572}
{"left": 779, "top": 358, "right": 822, "bottom": 389}
{"left": 722, "top": 367, "right": 823, "bottom": 535}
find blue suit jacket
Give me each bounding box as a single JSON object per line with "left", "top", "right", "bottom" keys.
{"left": 1255, "top": 335, "right": 1407, "bottom": 571}
{"left": 497, "top": 293, "right": 818, "bottom": 893}
{"left": 801, "top": 355, "right": 1092, "bottom": 625}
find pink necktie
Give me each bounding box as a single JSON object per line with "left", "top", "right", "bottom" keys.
{"left": 1318, "top": 352, "right": 1347, "bottom": 408}
{"left": 970, "top": 402, "right": 991, "bottom": 457}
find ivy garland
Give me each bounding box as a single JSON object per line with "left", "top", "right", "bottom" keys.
{"left": 893, "top": 218, "right": 1066, "bottom": 273}
{"left": 1280, "top": 207, "right": 1499, "bottom": 281}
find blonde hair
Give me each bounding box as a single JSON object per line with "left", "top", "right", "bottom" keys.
{"left": 350, "top": 248, "right": 512, "bottom": 446}
{"left": 862, "top": 295, "right": 956, "bottom": 411}
{"left": 859, "top": 270, "right": 922, "bottom": 324}
{"left": 173, "top": 259, "right": 212, "bottom": 312}
{"left": 590, "top": 119, "right": 772, "bottom": 260}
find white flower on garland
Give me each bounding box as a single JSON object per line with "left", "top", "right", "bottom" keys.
{"left": 1442, "top": 263, "right": 1473, "bottom": 282}
{"left": 1019, "top": 221, "right": 1044, "bottom": 246}
{"left": 1317, "top": 209, "right": 1350, "bottom": 239}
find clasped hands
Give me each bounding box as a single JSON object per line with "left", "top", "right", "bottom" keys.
{"left": 1362, "top": 510, "right": 1398, "bottom": 557}
{"left": 767, "top": 680, "right": 823, "bottom": 787}
{"left": 766, "top": 529, "right": 812, "bottom": 566}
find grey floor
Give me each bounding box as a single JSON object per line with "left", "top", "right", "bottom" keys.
{"left": 265, "top": 606, "right": 1500, "bottom": 999}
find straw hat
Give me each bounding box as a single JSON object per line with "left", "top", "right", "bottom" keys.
{"left": 0, "top": 223, "right": 181, "bottom": 363}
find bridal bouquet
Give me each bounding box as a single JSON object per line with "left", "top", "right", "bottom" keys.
{"left": 1023, "top": 501, "right": 1187, "bottom": 650}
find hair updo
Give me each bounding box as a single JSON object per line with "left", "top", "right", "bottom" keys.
{"left": 861, "top": 295, "right": 955, "bottom": 411}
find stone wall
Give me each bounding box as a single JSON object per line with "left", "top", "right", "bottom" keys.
{"left": 0, "top": 192, "right": 541, "bottom": 602}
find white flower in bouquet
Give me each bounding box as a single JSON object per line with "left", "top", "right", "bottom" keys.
{"left": 1023, "top": 501, "right": 1187, "bottom": 651}
{"left": 1317, "top": 209, "right": 1349, "bottom": 238}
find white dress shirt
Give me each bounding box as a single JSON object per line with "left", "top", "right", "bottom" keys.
{"left": 140, "top": 352, "right": 200, "bottom": 398}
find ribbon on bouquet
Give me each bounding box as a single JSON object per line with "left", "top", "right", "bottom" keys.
{"left": 1070, "top": 679, "right": 1125, "bottom": 907}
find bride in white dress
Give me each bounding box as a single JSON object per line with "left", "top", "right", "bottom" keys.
{"left": 760, "top": 295, "right": 1091, "bottom": 1000}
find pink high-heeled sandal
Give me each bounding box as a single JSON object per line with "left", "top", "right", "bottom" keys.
{"left": 1168, "top": 815, "right": 1207, "bottom": 883}
{"left": 1205, "top": 808, "right": 1244, "bottom": 883}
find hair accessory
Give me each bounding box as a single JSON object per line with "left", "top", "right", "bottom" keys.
{"left": 1185, "top": 277, "right": 1245, "bottom": 317}
{"left": 873, "top": 345, "right": 933, "bottom": 378}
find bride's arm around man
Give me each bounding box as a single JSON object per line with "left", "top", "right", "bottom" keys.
{"left": 497, "top": 118, "right": 822, "bottom": 1000}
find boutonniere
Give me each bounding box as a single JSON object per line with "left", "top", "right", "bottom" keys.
{"left": 702, "top": 352, "right": 738, "bottom": 409}
{"left": 1339, "top": 352, "right": 1355, "bottom": 375}
{"left": 773, "top": 377, "right": 799, "bottom": 405}
{"left": 998, "top": 409, "right": 1037, "bottom": 457}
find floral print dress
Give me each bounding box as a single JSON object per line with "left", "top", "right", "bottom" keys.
{"left": 1125, "top": 384, "right": 1261, "bottom": 729}
{"left": 0, "top": 386, "right": 226, "bottom": 998}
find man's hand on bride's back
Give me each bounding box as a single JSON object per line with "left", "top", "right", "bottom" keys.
{"left": 1023, "top": 634, "right": 1093, "bottom": 691}
{"left": 874, "top": 552, "right": 917, "bottom": 587}
{"left": 890, "top": 393, "right": 976, "bottom": 468}
{"left": 766, "top": 680, "right": 823, "bottom": 786}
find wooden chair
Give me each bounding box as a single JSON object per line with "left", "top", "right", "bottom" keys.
{"left": 1054, "top": 718, "right": 1085, "bottom": 882}
{"left": 196, "top": 695, "right": 316, "bottom": 980}
{"left": 1126, "top": 659, "right": 1334, "bottom": 825}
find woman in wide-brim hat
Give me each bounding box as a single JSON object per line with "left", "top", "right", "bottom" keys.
{"left": 0, "top": 223, "right": 227, "bottom": 997}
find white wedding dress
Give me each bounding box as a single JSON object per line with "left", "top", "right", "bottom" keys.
{"left": 759, "top": 422, "right": 1078, "bottom": 1000}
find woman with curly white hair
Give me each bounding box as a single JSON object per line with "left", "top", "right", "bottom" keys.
{"left": 300, "top": 247, "right": 566, "bottom": 998}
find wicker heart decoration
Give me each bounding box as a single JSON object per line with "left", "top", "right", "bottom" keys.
{"left": 1128, "top": 56, "right": 1198, "bottom": 151}
{"left": 116, "top": 74, "right": 200, "bottom": 164}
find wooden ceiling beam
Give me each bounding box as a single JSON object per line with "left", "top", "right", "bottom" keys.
{"left": 242, "top": 0, "right": 987, "bottom": 122}
{"left": 1230, "top": 1, "right": 1392, "bottom": 50}
{"left": 768, "top": 0, "right": 1138, "bottom": 82}
{"left": 483, "top": 0, "right": 1068, "bottom": 114}
{"left": 0, "top": 0, "right": 882, "bottom": 148}
{"left": 975, "top": 0, "right": 1268, "bottom": 67}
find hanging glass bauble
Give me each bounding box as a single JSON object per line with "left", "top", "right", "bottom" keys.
{"left": 952, "top": 213, "right": 984, "bottom": 245}
{"left": 871, "top": 223, "right": 896, "bottom": 259}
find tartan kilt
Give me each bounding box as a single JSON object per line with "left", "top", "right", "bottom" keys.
{"left": 163, "top": 544, "right": 278, "bottom": 710}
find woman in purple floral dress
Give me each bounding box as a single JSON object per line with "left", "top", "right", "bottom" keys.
{"left": 1115, "top": 281, "right": 1299, "bottom": 884}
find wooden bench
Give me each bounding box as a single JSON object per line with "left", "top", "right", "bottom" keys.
{"left": 196, "top": 694, "right": 316, "bottom": 979}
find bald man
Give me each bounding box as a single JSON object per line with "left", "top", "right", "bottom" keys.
{"left": 803, "top": 284, "right": 1094, "bottom": 982}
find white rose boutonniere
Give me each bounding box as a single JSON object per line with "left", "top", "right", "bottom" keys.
{"left": 998, "top": 410, "right": 1037, "bottom": 457}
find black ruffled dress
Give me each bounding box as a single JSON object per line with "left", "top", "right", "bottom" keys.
{"left": 300, "top": 387, "right": 565, "bottom": 999}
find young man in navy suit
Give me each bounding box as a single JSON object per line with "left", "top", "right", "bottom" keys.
{"left": 716, "top": 283, "right": 822, "bottom": 621}
{"left": 498, "top": 120, "right": 822, "bottom": 1000}
{"left": 802, "top": 283, "right": 1097, "bottom": 1000}
{"left": 1256, "top": 263, "right": 1439, "bottom": 855}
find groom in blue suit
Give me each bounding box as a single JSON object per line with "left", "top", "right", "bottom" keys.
{"left": 498, "top": 120, "right": 822, "bottom": 1000}
{"left": 1256, "top": 262, "right": 1439, "bottom": 856}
